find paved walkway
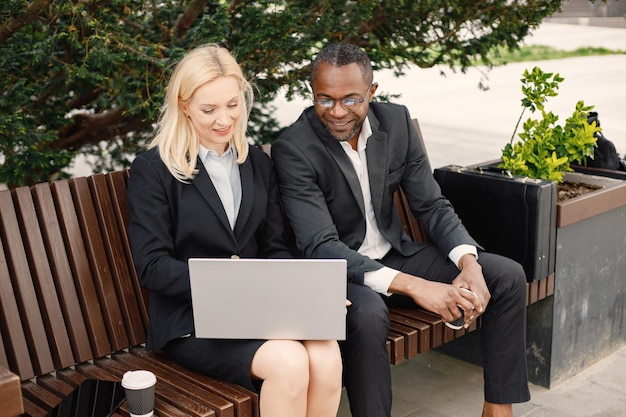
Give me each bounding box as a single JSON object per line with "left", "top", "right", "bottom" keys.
{"left": 308, "top": 21, "right": 626, "bottom": 417}
{"left": 336, "top": 344, "right": 626, "bottom": 417}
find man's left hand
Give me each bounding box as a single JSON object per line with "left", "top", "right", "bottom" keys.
{"left": 452, "top": 254, "right": 490, "bottom": 327}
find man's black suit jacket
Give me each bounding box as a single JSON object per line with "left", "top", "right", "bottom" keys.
{"left": 127, "top": 146, "right": 292, "bottom": 350}
{"left": 272, "top": 102, "right": 479, "bottom": 286}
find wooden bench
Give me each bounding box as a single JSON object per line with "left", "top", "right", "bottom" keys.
{"left": 0, "top": 171, "right": 258, "bottom": 417}
{"left": 0, "top": 123, "right": 554, "bottom": 417}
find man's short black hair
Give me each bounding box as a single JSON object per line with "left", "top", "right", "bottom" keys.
{"left": 310, "top": 43, "right": 373, "bottom": 86}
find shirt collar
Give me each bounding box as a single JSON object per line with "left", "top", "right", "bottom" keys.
{"left": 359, "top": 117, "right": 373, "bottom": 150}
{"left": 199, "top": 144, "right": 235, "bottom": 163}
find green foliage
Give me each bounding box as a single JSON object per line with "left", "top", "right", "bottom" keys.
{"left": 1, "top": 0, "right": 567, "bottom": 186}
{"left": 485, "top": 45, "right": 624, "bottom": 65}
{"left": 500, "top": 66, "right": 600, "bottom": 183}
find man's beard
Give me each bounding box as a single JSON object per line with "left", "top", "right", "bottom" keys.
{"left": 326, "top": 119, "right": 363, "bottom": 142}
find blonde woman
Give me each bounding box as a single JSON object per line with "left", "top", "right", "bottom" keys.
{"left": 127, "top": 44, "right": 343, "bottom": 417}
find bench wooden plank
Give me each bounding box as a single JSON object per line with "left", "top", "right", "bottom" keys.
{"left": 106, "top": 170, "right": 149, "bottom": 327}
{"left": 31, "top": 183, "right": 93, "bottom": 364}
{"left": 88, "top": 173, "right": 146, "bottom": 346}
{"left": 21, "top": 396, "right": 47, "bottom": 417}
{"left": 35, "top": 374, "right": 75, "bottom": 400}
{"left": 51, "top": 180, "right": 112, "bottom": 358}
{"left": 392, "top": 308, "right": 446, "bottom": 350}
{"left": 389, "top": 322, "right": 419, "bottom": 360}
{"left": 69, "top": 177, "right": 130, "bottom": 351}
{"left": 13, "top": 186, "right": 75, "bottom": 370}
{"left": 387, "top": 331, "right": 406, "bottom": 365}
{"left": 389, "top": 312, "right": 431, "bottom": 354}
{"left": 21, "top": 380, "right": 63, "bottom": 414}
{"left": 0, "top": 229, "right": 34, "bottom": 379}
{"left": 0, "top": 190, "right": 54, "bottom": 377}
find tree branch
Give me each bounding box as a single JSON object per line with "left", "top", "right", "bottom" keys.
{"left": 175, "top": 0, "right": 210, "bottom": 39}
{"left": 0, "top": 0, "right": 54, "bottom": 44}
{"left": 54, "top": 107, "right": 126, "bottom": 149}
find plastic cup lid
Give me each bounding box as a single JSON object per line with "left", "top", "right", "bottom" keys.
{"left": 121, "top": 370, "right": 157, "bottom": 390}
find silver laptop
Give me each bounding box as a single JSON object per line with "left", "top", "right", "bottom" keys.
{"left": 188, "top": 258, "right": 347, "bottom": 340}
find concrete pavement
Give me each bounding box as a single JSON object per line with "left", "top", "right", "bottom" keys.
{"left": 335, "top": 345, "right": 626, "bottom": 417}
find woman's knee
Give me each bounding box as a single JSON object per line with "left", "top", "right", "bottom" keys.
{"left": 303, "top": 340, "right": 343, "bottom": 391}
{"left": 252, "top": 340, "right": 310, "bottom": 393}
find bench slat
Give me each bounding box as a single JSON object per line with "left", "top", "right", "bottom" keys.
{"left": 32, "top": 183, "right": 94, "bottom": 364}
{"left": 387, "top": 331, "right": 406, "bottom": 365}
{"left": 392, "top": 308, "right": 446, "bottom": 350}
{"left": 389, "top": 312, "right": 431, "bottom": 354}
{"left": 51, "top": 180, "right": 113, "bottom": 358}
{"left": 13, "top": 187, "right": 75, "bottom": 370}
{"left": 21, "top": 396, "right": 48, "bottom": 417}
{"left": 106, "top": 170, "right": 149, "bottom": 327}
{"left": 0, "top": 229, "right": 34, "bottom": 379}
{"left": 69, "top": 177, "right": 130, "bottom": 351}
{"left": 388, "top": 322, "right": 419, "bottom": 360}
{"left": 21, "top": 380, "right": 63, "bottom": 413}
{"left": 88, "top": 174, "right": 146, "bottom": 345}
{"left": 0, "top": 190, "right": 54, "bottom": 377}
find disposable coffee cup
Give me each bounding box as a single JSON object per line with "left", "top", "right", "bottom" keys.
{"left": 121, "top": 370, "right": 157, "bottom": 417}
{"left": 445, "top": 288, "right": 477, "bottom": 330}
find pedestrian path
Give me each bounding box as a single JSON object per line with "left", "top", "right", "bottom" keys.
{"left": 337, "top": 344, "right": 626, "bottom": 417}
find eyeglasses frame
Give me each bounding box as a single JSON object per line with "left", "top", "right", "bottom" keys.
{"left": 312, "top": 84, "right": 373, "bottom": 113}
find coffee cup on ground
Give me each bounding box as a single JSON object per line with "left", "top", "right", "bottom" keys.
{"left": 121, "top": 370, "right": 157, "bottom": 417}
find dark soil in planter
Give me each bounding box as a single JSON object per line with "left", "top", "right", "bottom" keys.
{"left": 557, "top": 181, "right": 602, "bottom": 203}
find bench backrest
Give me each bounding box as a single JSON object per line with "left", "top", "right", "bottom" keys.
{"left": 0, "top": 171, "right": 148, "bottom": 381}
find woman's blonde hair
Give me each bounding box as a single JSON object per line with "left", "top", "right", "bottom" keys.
{"left": 149, "top": 44, "right": 253, "bottom": 182}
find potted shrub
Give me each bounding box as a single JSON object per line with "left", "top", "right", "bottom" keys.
{"left": 434, "top": 66, "right": 626, "bottom": 388}
{"left": 500, "top": 66, "right": 599, "bottom": 184}
{"left": 494, "top": 65, "right": 626, "bottom": 226}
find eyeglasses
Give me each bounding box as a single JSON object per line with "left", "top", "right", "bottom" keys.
{"left": 313, "top": 85, "right": 372, "bottom": 113}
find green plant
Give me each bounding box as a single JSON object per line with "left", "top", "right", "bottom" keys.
{"left": 500, "top": 66, "right": 600, "bottom": 183}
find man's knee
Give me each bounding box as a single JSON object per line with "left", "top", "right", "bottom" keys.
{"left": 346, "top": 285, "right": 389, "bottom": 340}
{"left": 481, "top": 253, "right": 527, "bottom": 303}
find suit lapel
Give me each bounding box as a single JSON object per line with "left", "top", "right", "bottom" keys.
{"left": 306, "top": 110, "right": 366, "bottom": 216}
{"left": 233, "top": 156, "right": 253, "bottom": 237}
{"left": 328, "top": 142, "right": 366, "bottom": 216}
{"left": 365, "top": 115, "right": 388, "bottom": 217}
{"left": 192, "top": 157, "right": 235, "bottom": 235}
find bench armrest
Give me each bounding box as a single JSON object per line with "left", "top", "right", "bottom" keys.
{"left": 0, "top": 366, "right": 23, "bottom": 417}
